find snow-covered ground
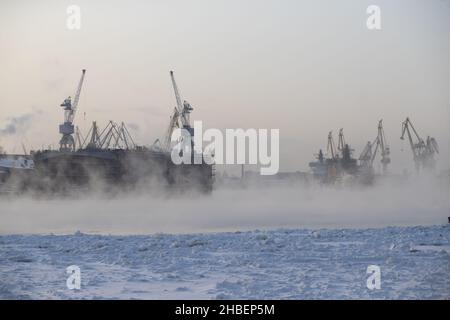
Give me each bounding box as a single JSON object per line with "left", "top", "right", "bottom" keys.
{"left": 1, "top": 225, "right": 449, "bottom": 299}
{"left": 1, "top": 178, "right": 449, "bottom": 299}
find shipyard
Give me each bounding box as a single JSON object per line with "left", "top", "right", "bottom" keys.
{"left": 0, "top": 69, "right": 215, "bottom": 194}
{"left": 0, "top": 69, "right": 443, "bottom": 193}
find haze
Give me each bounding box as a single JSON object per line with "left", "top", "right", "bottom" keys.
{"left": 0, "top": 0, "right": 449, "bottom": 173}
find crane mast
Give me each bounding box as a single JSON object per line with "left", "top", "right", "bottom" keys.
{"left": 59, "top": 69, "right": 86, "bottom": 151}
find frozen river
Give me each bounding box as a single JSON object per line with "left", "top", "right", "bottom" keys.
{"left": 0, "top": 225, "right": 449, "bottom": 299}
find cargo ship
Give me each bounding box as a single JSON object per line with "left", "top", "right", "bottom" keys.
{"left": 0, "top": 69, "right": 214, "bottom": 194}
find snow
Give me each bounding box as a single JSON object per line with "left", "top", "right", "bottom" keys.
{"left": 1, "top": 225, "right": 449, "bottom": 299}
{"left": 1, "top": 178, "right": 449, "bottom": 299}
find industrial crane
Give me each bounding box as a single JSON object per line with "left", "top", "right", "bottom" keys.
{"left": 359, "top": 141, "right": 374, "bottom": 169}
{"left": 163, "top": 71, "right": 194, "bottom": 151}
{"left": 171, "top": 71, "right": 193, "bottom": 129}
{"left": 376, "top": 119, "right": 390, "bottom": 173}
{"left": 359, "top": 120, "right": 391, "bottom": 173}
{"left": 400, "top": 117, "right": 439, "bottom": 171}
{"left": 327, "top": 131, "right": 338, "bottom": 160}
{"left": 163, "top": 107, "right": 180, "bottom": 151}
{"left": 59, "top": 69, "right": 86, "bottom": 151}
{"left": 337, "top": 128, "right": 345, "bottom": 155}
{"left": 337, "top": 128, "right": 355, "bottom": 161}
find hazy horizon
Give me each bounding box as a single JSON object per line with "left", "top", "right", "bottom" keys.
{"left": 1, "top": 0, "right": 449, "bottom": 173}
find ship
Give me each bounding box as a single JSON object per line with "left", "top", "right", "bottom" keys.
{"left": 309, "top": 122, "right": 392, "bottom": 186}
{"left": 1, "top": 69, "right": 214, "bottom": 194}
{"left": 0, "top": 154, "right": 35, "bottom": 191}
{"left": 309, "top": 130, "right": 359, "bottom": 184}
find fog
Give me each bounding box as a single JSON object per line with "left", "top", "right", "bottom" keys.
{"left": 0, "top": 1, "right": 449, "bottom": 235}
{"left": 1, "top": 174, "right": 448, "bottom": 235}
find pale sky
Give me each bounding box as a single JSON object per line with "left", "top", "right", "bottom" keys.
{"left": 0, "top": 0, "right": 449, "bottom": 173}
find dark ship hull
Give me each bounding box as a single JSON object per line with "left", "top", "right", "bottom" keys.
{"left": 23, "top": 148, "right": 214, "bottom": 194}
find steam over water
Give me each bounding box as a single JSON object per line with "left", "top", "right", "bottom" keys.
{"left": 1, "top": 174, "right": 449, "bottom": 235}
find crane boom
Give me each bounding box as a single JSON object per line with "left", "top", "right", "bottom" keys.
{"left": 59, "top": 69, "right": 86, "bottom": 151}
{"left": 358, "top": 120, "right": 390, "bottom": 173}
{"left": 68, "top": 69, "right": 86, "bottom": 123}
{"left": 160, "top": 71, "right": 195, "bottom": 152}
{"left": 400, "top": 118, "right": 422, "bottom": 163}
{"left": 170, "top": 71, "right": 193, "bottom": 128}
{"left": 337, "top": 128, "right": 346, "bottom": 154}
{"left": 170, "top": 71, "right": 183, "bottom": 115}
{"left": 377, "top": 119, "right": 390, "bottom": 173}
{"left": 327, "top": 131, "right": 337, "bottom": 159}
{"left": 400, "top": 117, "right": 438, "bottom": 171}
{"left": 163, "top": 108, "right": 180, "bottom": 151}
{"left": 359, "top": 141, "right": 373, "bottom": 168}
{"left": 371, "top": 138, "right": 380, "bottom": 164}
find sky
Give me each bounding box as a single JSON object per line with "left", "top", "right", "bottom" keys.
{"left": 0, "top": 0, "right": 449, "bottom": 173}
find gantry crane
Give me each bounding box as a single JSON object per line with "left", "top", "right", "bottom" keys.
{"left": 400, "top": 117, "right": 439, "bottom": 171}
{"left": 59, "top": 69, "right": 86, "bottom": 151}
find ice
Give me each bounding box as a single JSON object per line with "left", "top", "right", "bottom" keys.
{"left": 0, "top": 225, "right": 449, "bottom": 299}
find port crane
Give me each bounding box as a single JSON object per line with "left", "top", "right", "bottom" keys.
{"left": 375, "top": 119, "right": 390, "bottom": 173}
{"left": 327, "top": 131, "right": 338, "bottom": 160}
{"left": 337, "top": 128, "right": 346, "bottom": 156}
{"left": 359, "top": 141, "right": 374, "bottom": 169}
{"left": 336, "top": 128, "right": 355, "bottom": 162}
{"left": 400, "top": 117, "right": 439, "bottom": 171}
{"left": 163, "top": 71, "right": 194, "bottom": 151}
{"left": 359, "top": 120, "right": 391, "bottom": 173}
{"left": 59, "top": 69, "right": 86, "bottom": 152}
